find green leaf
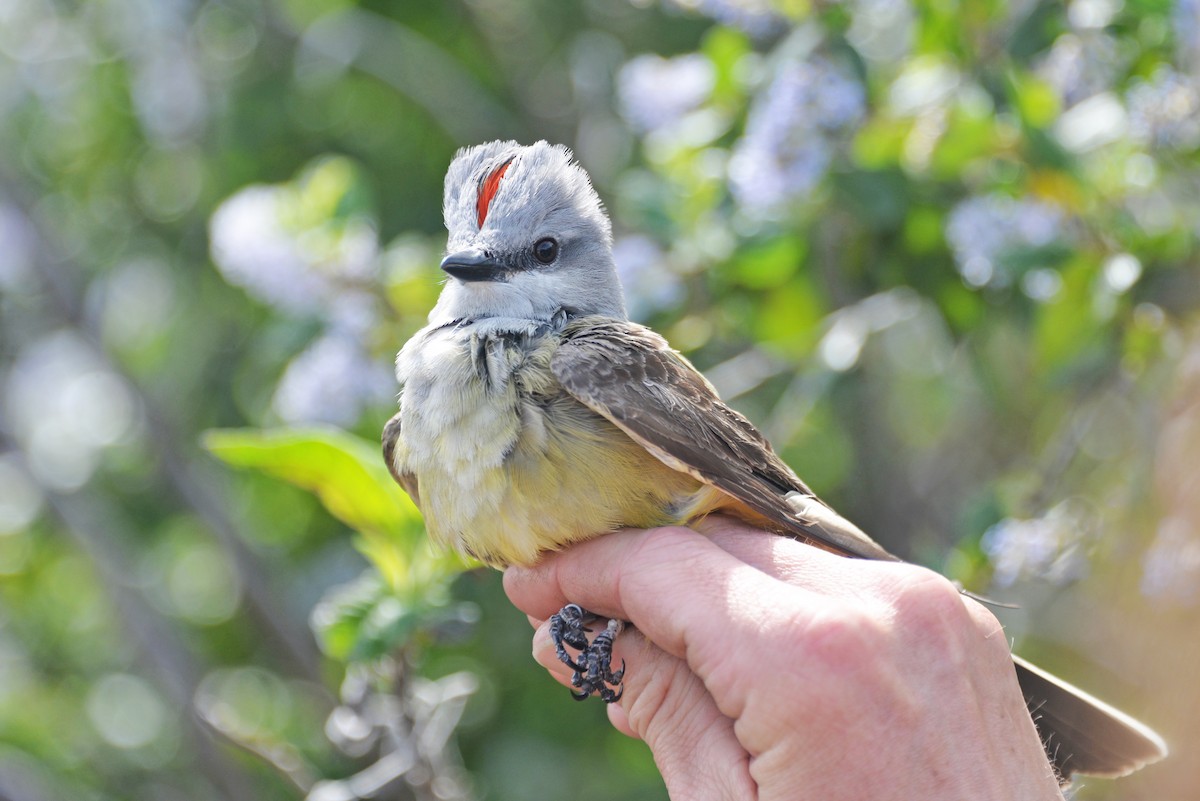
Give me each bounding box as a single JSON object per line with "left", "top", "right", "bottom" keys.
{"left": 728, "top": 236, "right": 806, "bottom": 289}
{"left": 311, "top": 570, "right": 477, "bottom": 662}
{"left": 930, "top": 105, "right": 997, "bottom": 177}
{"left": 204, "top": 426, "right": 419, "bottom": 543}
{"left": 206, "top": 427, "right": 475, "bottom": 593}
{"left": 754, "top": 276, "right": 825, "bottom": 357}
{"left": 903, "top": 205, "right": 944, "bottom": 254}
{"left": 852, "top": 117, "right": 911, "bottom": 169}
{"left": 837, "top": 168, "right": 911, "bottom": 230}
{"left": 1033, "top": 259, "right": 1107, "bottom": 377}
{"left": 1010, "top": 72, "right": 1061, "bottom": 129}
{"left": 702, "top": 26, "right": 750, "bottom": 104}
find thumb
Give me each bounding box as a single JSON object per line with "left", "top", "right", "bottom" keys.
{"left": 532, "top": 621, "right": 755, "bottom": 800}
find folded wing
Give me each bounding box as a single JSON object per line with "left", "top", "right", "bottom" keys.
{"left": 551, "top": 316, "right": 897, "bottom": 562}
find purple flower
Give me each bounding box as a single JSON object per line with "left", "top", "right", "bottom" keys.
{"left": 613, "top": 235, "right": 683, "bottom": 319}
{"left": 944, "top": 195, "right": 1066, "bottom": 288}
{"left": 618, "top": 54, "right": 715, "bottom": 134}
{"left": 1037, "top": 32, "right": 1120, "bottom": 107}
{"left": 663, "top": 0, "right": 784, "bottom": 37}
{"left": 729, "top": 58, "right": 866, "bottom": 217}
{"left": 982, "top": 503, "right": 1092, "bottom": 588}
{"left": 272, "top": 333, "right": 393, "bottom": 426}
{"left": 208, "top": 161, "right": 380, "bottom": 316}
{"left": 1127, "top": 67, "right": 1200, "bottom": 151}
{"left": 209, "top": 186, "right": 331, "bottom": 314}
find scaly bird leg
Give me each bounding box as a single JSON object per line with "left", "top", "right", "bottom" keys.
{"left": 548, "top": 605, "right": 626, "bottom": 703}
{"left": 549, "top": 603, "right": 591, "bottom": 673}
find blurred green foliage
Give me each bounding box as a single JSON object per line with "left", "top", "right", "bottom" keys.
{"left": 1, "top": 0, "right": 1198, "bottom": 799}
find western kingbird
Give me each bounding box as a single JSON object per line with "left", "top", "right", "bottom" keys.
{"left": 384, "top": 140, "right": 1165, "bottom": 781}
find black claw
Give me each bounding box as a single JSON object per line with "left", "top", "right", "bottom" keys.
{"left": 547, "top": 604, "right": 626, "bottom": 703}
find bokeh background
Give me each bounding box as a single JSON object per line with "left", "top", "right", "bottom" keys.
{"left": 1, "top": 0, "right": 1198, "bottom": 798}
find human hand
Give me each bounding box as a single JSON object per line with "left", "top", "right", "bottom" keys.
{"left": 503, "top": 515, "right": 1066, "bottom": 801}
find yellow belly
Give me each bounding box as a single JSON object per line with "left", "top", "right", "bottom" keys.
{"left": 424, "top": 392, "right": 718, "bottom": 567}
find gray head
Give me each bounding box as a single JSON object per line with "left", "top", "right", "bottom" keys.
{"left": 429, "top": 140, "right": 627, "bottom": 325}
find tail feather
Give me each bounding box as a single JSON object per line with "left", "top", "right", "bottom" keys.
{"left": 1013, "top": 655, "right": 1167, "bottom": 781}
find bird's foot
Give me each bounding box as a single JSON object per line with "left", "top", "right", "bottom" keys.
{"left": 549, "top": 605, "right": 625, "bottom": 703}
{"left": 548, "top": 603, "right": 591, "bottom": 671}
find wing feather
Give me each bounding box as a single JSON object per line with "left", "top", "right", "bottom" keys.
{"left": 382, "top": 412, "right": 421, "bottom": 507}
{"left": 551, "top": 317, "right": 897, "bottom": 562}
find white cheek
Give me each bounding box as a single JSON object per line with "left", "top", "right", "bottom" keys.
{"left": 505, "top": 271, "right": 568, "bottom": 314}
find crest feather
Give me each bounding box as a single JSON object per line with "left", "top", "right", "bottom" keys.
{"left": 476, "top": 158, "right": 513, "bottom": 228}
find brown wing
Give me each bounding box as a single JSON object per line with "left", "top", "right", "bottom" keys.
{"left": 382, "top": 412, "right": 421, "bottom": 507}
{"left": 551, "top": 317, "right": 898, "bottom": 562}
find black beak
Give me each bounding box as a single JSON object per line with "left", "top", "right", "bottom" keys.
{"left": 440, "top": 250, "right": 507, "bottom": 282}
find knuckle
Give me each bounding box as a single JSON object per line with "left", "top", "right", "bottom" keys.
{"left": 888, "top": 566, "right": 971, "bottom": 634}
{"left": 881, "top": 565, "right": 1016, "bottom": 668}
{"left": 800, "top": 604, "right": 888, "bottom": 673}
{"left": 961, "top": 595, "right": 1011, "bottom": 659}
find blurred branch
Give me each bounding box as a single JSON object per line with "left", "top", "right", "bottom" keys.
{"left": 705, "top": 346, "right": 787, "bottom": 401}
{"left": 0, "top": 177, "right": 324, "bottom": 685}
{"left": 198, "top": 656, "right": 477, "bottom": 801}
{"left": 306, "top": 669, "right": 476, "bottom": 801}
{"left": 197, "top": 707, "right": 319, "bottom": 794}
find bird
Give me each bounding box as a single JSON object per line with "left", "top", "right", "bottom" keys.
{"left": 383, "top": 139, "right": 1166, "bottom": 782}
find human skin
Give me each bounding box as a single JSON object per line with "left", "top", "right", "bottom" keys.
{"left": 503, "top": 515, "right": 1066, "bottom": 801}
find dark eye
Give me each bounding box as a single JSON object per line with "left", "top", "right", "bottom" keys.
{"left": 533, "top": 237, "right": 559, "bottom": 264}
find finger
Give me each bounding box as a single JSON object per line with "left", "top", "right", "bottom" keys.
{"left": 694, "top": 515, "right": 984, "bottom": 621}
{"left": 530, "top": 620, "right": 755, "bottom": 800}
{"left": 691, "top": 514, "right": 855, "bottom": 592}
{"left": 530, "top": 626, "right": 579, "bottom": 688}
{"left": 504, "top": 528, "right": 649, "bottom": 619}
{"left": 504, "top": 525, "right": 810, "bottom": 666}
{"left": 607, "top": 700, "right": 638, "bottom": 738}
